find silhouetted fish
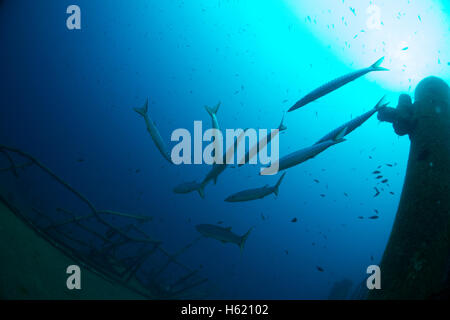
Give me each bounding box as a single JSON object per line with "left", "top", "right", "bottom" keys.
{"left": 288, "top": 57, "right": 388, "bottom": 112}
{"left": 314, "top": 96, "right": 388, "bottom": 144}
{"left": 374, "top": 187, "right": 380, "bottom": 197}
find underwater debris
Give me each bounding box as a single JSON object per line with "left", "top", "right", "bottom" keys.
{"left": 0, "top": 145, "right": 208, "bottom": 299}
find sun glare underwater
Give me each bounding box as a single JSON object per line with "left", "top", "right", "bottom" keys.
{"left": 0, "top": 0, "right": 449, "bottom": 299}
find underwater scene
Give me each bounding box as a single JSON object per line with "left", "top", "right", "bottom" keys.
{"left": 0, "top": 0, "right": 449, "bottom": 300}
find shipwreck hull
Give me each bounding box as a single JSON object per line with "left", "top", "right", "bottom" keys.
{"left": 369, "top": 76, "right": 450, "bottom": 299}
{"left": 0, "top": 200, "right": 145, "bottom": 299}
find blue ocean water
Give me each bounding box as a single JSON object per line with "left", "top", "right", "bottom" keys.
{"left": 0, "top": 0, "right": 448, "bottom": 299}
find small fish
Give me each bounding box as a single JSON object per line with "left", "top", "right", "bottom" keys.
{"left": 372, "top": 170, "right": 381, "bottom": 174}
{"left": 401, "top": 47, "right": 408, "bottom": 51}
{"left": 370, "top": 255, "right": 374, "bottom": 261}
{"left": 374, "top": 187, "right": 380, "bottom": 197}
{"left": 381, "top": 179, "right": 388, "bottom": 183}
{"left": 320, "top": 194, "right": 326, "bottom": 198}
{"left": 291, "top": 217, "right": 298, "bottom": 223}
{"left": 316, "top": 266, "right": 324, "bottom": 272}
{"left": 376, "top": 175, "right": 383, "bottom": 179}
{"left": 386, "top": 163, "right": 393, "bottom": 167}
{"left": 261, "top": 213, "right": 266, "bottom": 221}
{"left": 368, "top": 215, "right": 379, "bottom": 220}
{"left": 358, "top": 216, "right": 364, "bottom": 219}
{"left": 344, "top": 192, "right": 348, "bottom": 197}
{"left": 217, "top": 221, "right": 224, "bottom": 225}
{"left": 285, "top": 250, "right": 289, "bottom": 255}
{"left": 374, "top": 209, "right": 379, "bottom": 214}
{"left": 314, "top": 179, "right": 320, "bottom": 183}
{"left": 389, "top": 191, "right": 395, "bottom": 195}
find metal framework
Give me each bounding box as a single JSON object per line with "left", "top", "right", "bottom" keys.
{"left": 0, "top": 144, "right": 207, "bottom": 299}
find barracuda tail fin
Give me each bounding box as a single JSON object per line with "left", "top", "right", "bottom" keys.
{"left": 197, "top": 187, "right": 204, "bottom": 199}
{"left": 371, "top": 57, "right": 389, "bottom": 71}
{"left": 273, "top": 172, "right": 286, "bottom": 196}
{"left": 239, "top": 227, "right": 253, "bottom": 254}
{"left": 134, "top": 98, "right": 149, "bottom": 117}
{"left": 334, "top": 126, "right": 348, "bottom": 143}
{"left": 278, "top": 112, "right": 287, "bottom": 132}
{"left": 205, "top": 102, "right": 220, "bottom": 118}
{"left": 374, "top": 95, "right": 389, "bottom": 110}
